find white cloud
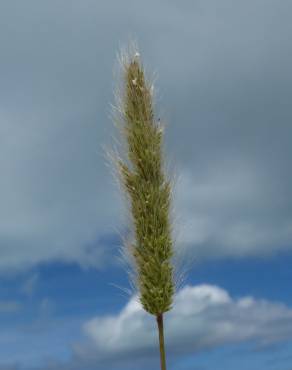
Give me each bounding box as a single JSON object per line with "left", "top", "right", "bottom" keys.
{"left": 0, "top": 301, "right": 21, "bottom": 313}
{"left": 76, "top": 284, "right": 292, "bottom": 365}
{"left": 21, "top": 273, "right": 39, "bottom": 296}
{"left": 3, "top": 284, "right": 292, "bottom": 370}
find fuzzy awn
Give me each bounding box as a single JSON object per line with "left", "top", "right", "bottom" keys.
{"left": 115, "top": 50, "right": 174, "bottom": 370}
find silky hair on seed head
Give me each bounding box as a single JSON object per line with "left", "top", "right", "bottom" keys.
{"left": 113, "top": 46, "right": 175, "bottom": 315}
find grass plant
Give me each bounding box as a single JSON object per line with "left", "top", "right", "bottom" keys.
{"left": 113, "top": 47, "right": 175, "bottom": 370}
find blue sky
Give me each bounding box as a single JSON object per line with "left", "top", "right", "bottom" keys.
{"left": 1, "top": 0, "right": 292, "bottom": 369}
{"left": 2, "top": 254, "right": 292, "bottom": 369}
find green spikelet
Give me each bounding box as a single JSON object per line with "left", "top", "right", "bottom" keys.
{"left": 118, "top": 52, "right": 174, "bottom": 316}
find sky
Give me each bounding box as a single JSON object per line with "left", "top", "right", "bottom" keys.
{"left": 0, "top": 0, "right": 292, "bottom": 369}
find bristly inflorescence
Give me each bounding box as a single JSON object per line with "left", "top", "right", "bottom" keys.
{"left": 117, "top": 51, "right": 174, "bottom": 315}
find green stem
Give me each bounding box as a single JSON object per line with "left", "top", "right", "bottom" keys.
{"left": 156, "top": 313, "right": 167, "bottom": 370}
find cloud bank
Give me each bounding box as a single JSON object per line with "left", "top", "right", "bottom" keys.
{"left": 0, "top": 0, "right": 292, "bottom": 272}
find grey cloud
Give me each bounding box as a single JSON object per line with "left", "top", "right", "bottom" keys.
{"left": 174, "top": 166, "right": 292, "bottom": 259}
{"left": 0, "top": 0, "right": 292, "bottom": 272}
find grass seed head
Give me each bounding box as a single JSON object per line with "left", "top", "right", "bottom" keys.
{"left": 117, "top": 49, "right": 175, "bottom": 315}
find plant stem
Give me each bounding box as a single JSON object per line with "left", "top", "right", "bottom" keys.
{"left": 156, "top": 313, "right": 167, "bottom": 370}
